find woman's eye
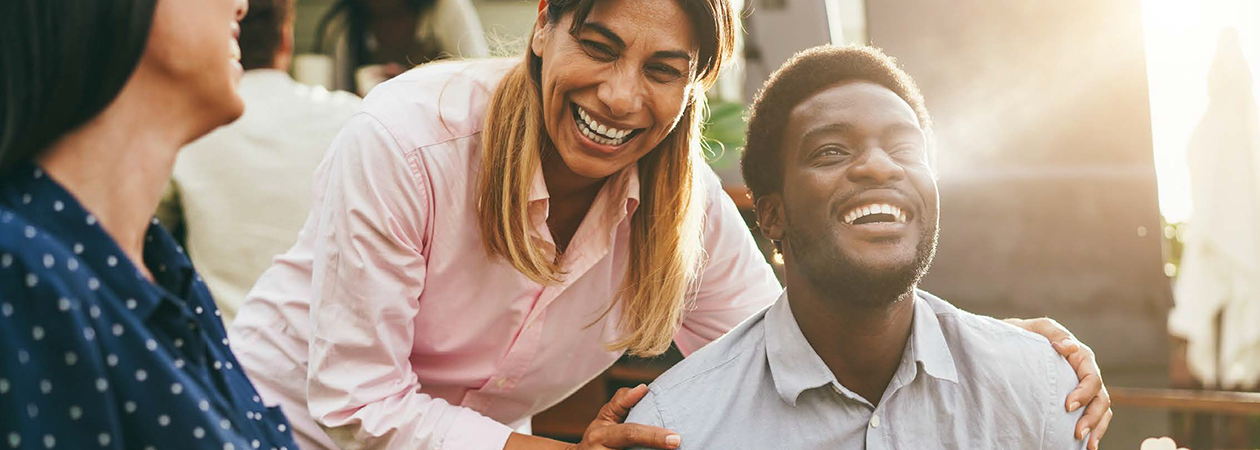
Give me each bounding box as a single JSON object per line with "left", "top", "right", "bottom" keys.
{"left": 581, "top": 41, "right": 616, "bottom": 61}
{"left": 647, "top": 64, "right": 684, "bottom": 82}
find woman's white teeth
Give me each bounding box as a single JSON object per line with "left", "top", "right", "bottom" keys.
{"left": 843, "top": 203, "right": 908, "bottom": 225}
{"left": 576, "top": 105, "right": 632, "bottom": 145}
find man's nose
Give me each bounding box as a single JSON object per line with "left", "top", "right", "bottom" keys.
{"left": 846, "top": 148, "right": 907, "bottom": 185}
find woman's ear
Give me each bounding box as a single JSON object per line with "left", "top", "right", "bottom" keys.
{"left": 530, "top": 9, "right": 550, "bottom": 58}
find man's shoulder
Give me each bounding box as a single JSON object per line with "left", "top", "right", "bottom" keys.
{"left": 648, "top": 306, "right": 769, "bottom": 396}
{"left": 919, "top": 291, "right": 1075, "bottom": 407}
{"left": 919, "top": 290, "right": 1059, "bottom": 359}
{"left": 626, "top": 307, "right": 775, "bottom": 444}
{"left": 919, "top": 291, "right": 1086, "bottom": 449}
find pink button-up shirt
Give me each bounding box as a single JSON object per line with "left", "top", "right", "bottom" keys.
{"left": 228, "top": 58, "right": 782, "bottom": 450}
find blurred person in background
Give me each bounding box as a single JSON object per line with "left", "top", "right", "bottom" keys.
{"left": 228, "top": 0, "right": 1113, "bottom": 449}
{"left": 157, "top": 0, "right": 362, "bottom": 326}
{"left": 312, "top": 0, "right": 490, "bottom": 94}
{"left": 0, "top": 0, "right": 299, "bottom": 447}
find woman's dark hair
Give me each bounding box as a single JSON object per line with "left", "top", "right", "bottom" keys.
{"left": 240, "top": 0, "right": 295, "bottom": 71}
{"left": 313, "top": 0, "right": 439, "bottom": 90}
{"left": 0, "top": 0, "right": 158, "bottom": 175}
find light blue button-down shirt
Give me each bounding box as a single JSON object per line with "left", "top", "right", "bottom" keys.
{"left": 627, "top": 290, "right": 1087, "bottom": 450}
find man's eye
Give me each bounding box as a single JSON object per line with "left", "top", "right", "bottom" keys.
{"left": 891, "top": 145, "right": 925, "bottom": 160}
{"left": 818, "top": 145, "right": 848, "bottom": 157}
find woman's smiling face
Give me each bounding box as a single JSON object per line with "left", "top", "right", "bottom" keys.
{"left": 531, "top": 0, "right": 698, "bottom": 181}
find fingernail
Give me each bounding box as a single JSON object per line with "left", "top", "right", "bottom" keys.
{"left": 1060, "top": 338, "right": 1075, "bottom": 347}
{"left": 1068, "top": 401, "right": 1080, "bottom": 412}
{"left": 666, "top": 434, "right": 681, "bottom": 447}
{"left": 1080, "top": 428, "right": 1090, "bottom": 440}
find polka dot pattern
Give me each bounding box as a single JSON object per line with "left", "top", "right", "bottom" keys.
{"left": 0, "top": 164, "right": 297, "bottom": 449}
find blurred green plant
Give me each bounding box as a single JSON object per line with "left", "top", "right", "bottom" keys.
{"left": 700, "top": 98, "right": 748, "bottom": 184}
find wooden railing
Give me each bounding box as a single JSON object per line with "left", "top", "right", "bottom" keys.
{"left": 1111, "top": 387, "right": 1260, "bottom": 416}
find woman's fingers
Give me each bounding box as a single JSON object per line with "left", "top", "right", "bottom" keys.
{"left": 1086, "top": 407, "right": 1113, "bottom": 450}
{"left": 1063, "top": 346, "right": 1103, "bottom": 412}
{"left": 1051, "top": 337, "right": 1081, "bottom": 356}
{"left": 587, "top": 423, "right": 681, "bottom": 450}
{"left": 1076, "top": 390, "right": 1112, "bottom": 443}
{"left": 1013, "top": 317, "right": 1072, "bottom": 344}
{"left": 598, "top": 384, "right": 650, "bottom": 423}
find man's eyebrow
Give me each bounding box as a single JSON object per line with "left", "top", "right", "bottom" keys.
{"left": 800, "top": 123, "right": 855, "bottom": 144}
{"left": 582, "top": 22, "right": 692, "bottom": 63}
{"left": 882, "top": 122, "right": 923, "bottom": 138}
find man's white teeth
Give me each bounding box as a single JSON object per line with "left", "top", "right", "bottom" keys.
{"left": 576, "top": 106, "right": 632, "bottom": 145}
{"left": 843, "top": 203, "right": 908, "bottom": 225}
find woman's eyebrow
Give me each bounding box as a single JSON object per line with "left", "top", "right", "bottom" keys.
{"left": 581, "top": 22, "right": 692, "bottom": 63}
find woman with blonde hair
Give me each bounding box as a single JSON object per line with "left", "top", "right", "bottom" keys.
{"left": 229, "top": 0, "right": 1114, "bottom": 449}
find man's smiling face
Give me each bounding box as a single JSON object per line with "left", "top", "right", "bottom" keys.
{"left": 761, "top": 80, "right": 939, "bottom": 303}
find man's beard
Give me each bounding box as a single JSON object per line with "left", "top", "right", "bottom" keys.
{"left": 784, "top": 215, "right": 939, "bottom": 308}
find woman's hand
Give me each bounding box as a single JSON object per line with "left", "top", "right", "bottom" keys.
{"left": 569, "top": 385, "right": 680, "bottom": 450}
{"left": 505, "top": 384, "right": 680, "bottom": 450}
{"left": 1006, "top": 317, "right": 1113, "bottom": 450}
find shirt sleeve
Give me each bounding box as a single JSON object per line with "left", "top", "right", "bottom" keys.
{"left": 1042, "top": 350, "right": 1088, "bottom": 450}
{"left": 0, "top": 251, "right": 124, "bottom": 449}
{"left": 672, "top": 169, "right": 782, "bottom": 355}
{"left": 304, "top": 113, "right": 513, "bottom": 450}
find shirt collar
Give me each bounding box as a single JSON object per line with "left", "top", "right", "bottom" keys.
{"left": 527, "top": 161, "right": 642, "bottom": 218}
{"left": 0, "top": 161, "right": 196, "bottom": 320}
{"left": 764, "top": 290, "right": 959, "bottom": 406}
{"left": 765, "top": 291, "right": 837, "bottom": 406}
{"left": 908, "top": 290, "right": 960, "bottom": 384}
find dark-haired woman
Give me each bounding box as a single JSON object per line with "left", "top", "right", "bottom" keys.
{"left": 312, "top": 0, "right": 489, "bottom": 94}
{"left": 0, "top": 0, "right": 300, "bottom": 447}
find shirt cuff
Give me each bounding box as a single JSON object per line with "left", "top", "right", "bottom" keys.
{"left": 441, "top": 407, "right": 514, "bottom": 450}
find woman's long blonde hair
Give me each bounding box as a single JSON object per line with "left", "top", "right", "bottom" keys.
{"left": 477, "top": 0, "right": 736, "bottom": 356}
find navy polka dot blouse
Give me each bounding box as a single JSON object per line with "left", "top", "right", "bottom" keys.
{"left": 0, "top": 163, "right": 299, "bottom": 450}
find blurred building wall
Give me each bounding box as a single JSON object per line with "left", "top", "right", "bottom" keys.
{"left": 866, "top": 0, "right": 1172, "bottom": 446}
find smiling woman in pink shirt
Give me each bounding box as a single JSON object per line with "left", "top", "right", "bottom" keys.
{"left": 228, "top": 0, "right": 1114, "bottom": 449}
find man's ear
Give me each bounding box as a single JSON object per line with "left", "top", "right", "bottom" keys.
{"left": 755, "top": 193, "right": 786, "bottom": 244}
{"left": 530, "top": 9, "right": 550, "bottom": 58}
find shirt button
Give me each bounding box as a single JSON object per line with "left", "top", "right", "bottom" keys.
{"left": 870, "top": 414, "right": 881, "bottom": 428}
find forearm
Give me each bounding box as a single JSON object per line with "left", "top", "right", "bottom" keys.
{"left": 504, "top": 432, "right": 573, "bottom": 450}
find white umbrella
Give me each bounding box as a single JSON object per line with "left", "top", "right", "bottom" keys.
{"left": 1168, "top": 27, "right": 1260, "bottom": 389}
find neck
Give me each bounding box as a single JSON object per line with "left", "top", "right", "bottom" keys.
{"left": 36, "top": 72, "right": 212, "bottom": 280}
{"left": 539, "top": 146, "right": 607, "bottom": 202}
{"left": 785, "top": 265, "right": 916, "bottom": 405}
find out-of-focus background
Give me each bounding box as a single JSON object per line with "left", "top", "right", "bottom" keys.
{"left": 277, "top": 0, "right": 1260, "bottom": 447}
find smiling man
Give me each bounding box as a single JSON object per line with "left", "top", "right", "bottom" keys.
{"left": 624, "top": 45, "right": 1090, "bottom": 449}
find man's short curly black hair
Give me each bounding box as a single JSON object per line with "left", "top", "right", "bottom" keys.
{"left": 741, "top": 45, "right": 932, "bottom": 202}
